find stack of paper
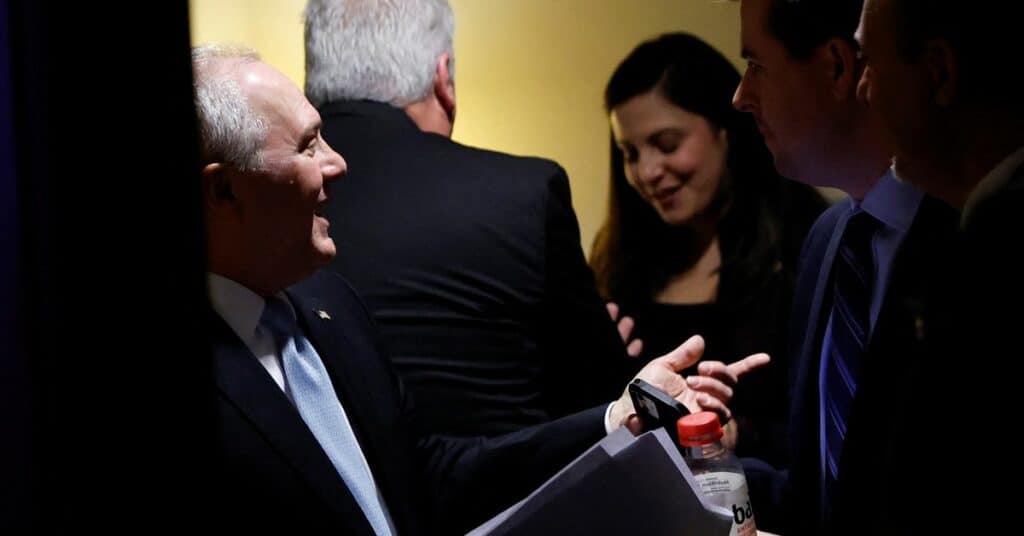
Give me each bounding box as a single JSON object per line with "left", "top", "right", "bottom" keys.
{"left": 468, "top": 428, "right": 734, "bottom": 535}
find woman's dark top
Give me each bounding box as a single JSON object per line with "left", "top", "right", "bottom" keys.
{"left": 616, "top": 182, "right": 828, "bottom": 467}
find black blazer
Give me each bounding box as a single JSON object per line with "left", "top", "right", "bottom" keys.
{"left": 902, "top": 166, "right": 1024, "bottom": 535}
{"left": 747, "top": 195, "right": 958, "bottom": 535}
{"left": 209, "top": 271, "right": 607, "bottom": 534}
{"left": 318, "top": 100, "right": 628, "bottom": 436}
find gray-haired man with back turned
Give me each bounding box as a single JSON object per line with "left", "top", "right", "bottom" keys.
{"left": 304, "top": 0, "right": 649, "bottom": 440}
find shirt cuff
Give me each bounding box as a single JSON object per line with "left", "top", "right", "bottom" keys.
{"left": 603, "top": 402, "right": 616, "bottom": 435}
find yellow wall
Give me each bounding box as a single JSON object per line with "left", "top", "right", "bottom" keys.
{"left": 189, "top": 0, "right": 742, "bottom": 251}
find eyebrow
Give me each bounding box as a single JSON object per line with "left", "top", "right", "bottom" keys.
{"left": 617, "top": 127, "right": 685, "bottom": 146}
{"left": 298, "top": 121, "right": 321, "bottom": 146}
{"left": 740, "top": 47, "right": 754, "bottom": 60}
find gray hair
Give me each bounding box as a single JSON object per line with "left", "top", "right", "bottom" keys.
{"left": 192, "top": 44, "right": 267, "bottom": 171}
{"left": 304, "top": 0, "right": 455, "bottom": 108}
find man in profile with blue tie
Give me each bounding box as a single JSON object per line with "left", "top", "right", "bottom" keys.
{"left": 193, "top": 44, "right": 767, "bottom": 535}
{"left": 728, "top": 0, "right": 957, "bottom": 533}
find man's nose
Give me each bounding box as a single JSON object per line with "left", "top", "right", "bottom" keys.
{"left": 732, "top": 72, "right": 755, "bottom": 113}
{"left": 322, "top": 142, "right": 347, "bottom": 182}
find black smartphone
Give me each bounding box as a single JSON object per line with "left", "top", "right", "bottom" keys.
{"left": 628, "top": 378, "right": 690, "bottom": 444}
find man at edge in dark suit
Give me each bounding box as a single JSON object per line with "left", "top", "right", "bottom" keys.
{"left": 857, "top": 1, "right": 1024, "bottom": 532}
{"left": 303, "top": 0, "right": 649, "bottom": 438}
{"left": 727, "top": 0, "right": 957, "bottom": 533}
{"left": 194, "top": 44, "right": 768, "bottom": 535}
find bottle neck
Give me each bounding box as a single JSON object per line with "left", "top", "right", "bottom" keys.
{"left": 683, "top": 440, "right": 726, "bottom": 460}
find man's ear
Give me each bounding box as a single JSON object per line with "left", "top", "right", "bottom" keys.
{"left": 923, "top": 39, "right": 958, "bottom": 107}
{"left": 200, "top": 162, "right": 237, "bottom": 211}
{"left": 824, "top": 38, "right": 860, "bottom": 101}
{"left": 434, "top": 52, "right": 456, "bottom": 125}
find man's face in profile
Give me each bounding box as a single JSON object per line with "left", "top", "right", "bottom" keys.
{"left": 228, "top": 61, "right": 347, "bottom": 283}
{"left": 733, "top": 0, "right": 843, "bottom": 186}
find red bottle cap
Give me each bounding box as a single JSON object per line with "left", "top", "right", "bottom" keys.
{"left": 676, "top": 411, "right": 723, "bottom": 446}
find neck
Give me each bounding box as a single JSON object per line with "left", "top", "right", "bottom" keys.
{"left": 404, "top": 97, "right": 452, "bottom": 137}
{"left": 207, "top": 243, "right": 288, "bottom": 298}
{"left": 832, "top": 110, "right": 893, "bottom": 200}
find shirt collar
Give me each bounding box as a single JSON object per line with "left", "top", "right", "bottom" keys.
{"left": 962, "top": 144, "right": 1024, "bottom": 227}
{"left": 860, "top": 167, "right": 924, "bottom": 233}
{"left": 207, "top": 272, "right": 270, "bottom": 346}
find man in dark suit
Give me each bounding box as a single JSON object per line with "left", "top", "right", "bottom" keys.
{"left": 194, "top": 44, "right": 765, "bottom": 535}
{"left": 302, "top": 0, "right": 640, "bottom": 437}
{"left": 856, "top": 1, "right": 1024, "bottom": 532}
{"left": 729, "top": 0, "right": 957, "bottom": 533}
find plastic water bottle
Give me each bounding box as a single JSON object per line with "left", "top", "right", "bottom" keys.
{"left": 677, "top": 411, "right": 756, "bottom": 536}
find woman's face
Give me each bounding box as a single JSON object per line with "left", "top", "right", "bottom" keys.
{"left": 610, "top": 90, "right": 729, "bottom": 227}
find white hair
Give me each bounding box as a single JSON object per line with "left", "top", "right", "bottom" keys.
{"left": 192, "top": 44, "right": 267, "bottom": 171}
{"left": 304, "top": 0, "right": 455, "bottom": 108}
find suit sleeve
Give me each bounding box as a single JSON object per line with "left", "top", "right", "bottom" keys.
{"left": 539, "top": 167, "right": 631, "bottom": 417}
{"left": 342, "top": 275, "right": 608, "bottom": 535}
{"left": 414, "top": 404, "right": 607, "bottom": 534}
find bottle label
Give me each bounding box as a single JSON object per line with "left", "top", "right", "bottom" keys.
{"left": 694, "top": 472, "right": 756, "bottom": 536}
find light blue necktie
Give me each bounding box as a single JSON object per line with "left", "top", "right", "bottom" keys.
{"left": 261, "top": 296, "right": 394, "bottom": 536}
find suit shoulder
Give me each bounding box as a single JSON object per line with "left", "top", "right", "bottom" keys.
{"left": 445, "top": 139, "right": 565, "bottom": 179}
{"left": 288, "top": 271, "right": 369, "bottom": 317}
{"left": 794, "top": 200, "right": 848, "bottom": 267}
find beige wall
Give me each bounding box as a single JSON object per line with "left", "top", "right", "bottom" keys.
{"left": 189, "top": 0, "right": 743, "bottom": 251}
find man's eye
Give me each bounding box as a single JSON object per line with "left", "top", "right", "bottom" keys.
{"left": 746, "top": 61, "right": 763, "bottom": 74}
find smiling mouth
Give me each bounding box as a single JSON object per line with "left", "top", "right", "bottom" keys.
{"left": 653, "top": 186, "right": 680, "bottom": 202}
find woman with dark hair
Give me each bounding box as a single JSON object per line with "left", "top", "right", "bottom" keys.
{"left": 590, "top": 33, "right": 827, "bottom": 465}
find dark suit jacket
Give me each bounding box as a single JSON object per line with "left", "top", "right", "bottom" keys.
{"left": 747, "top": 195, "right": 959, "bottom": 535}
{"left": 318, "top": 100, "right": 628, "bottom": 436}
{"left": 210, "top": 270, "right": 607, "bottom": 534}
{"left": 901, "top": 166, "right": 1024, "bottom": 534}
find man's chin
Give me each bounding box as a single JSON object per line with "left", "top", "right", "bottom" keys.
{"left": 313, "top": 239, "right": 338, "bottom": 265}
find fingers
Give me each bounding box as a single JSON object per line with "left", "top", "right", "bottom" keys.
{"left": 698, "top": 353, "right": 771, "bottom": 385}
{"left": 685, "top": 375, "right": 734, "bottom": 403}
{"left": 626, "top": 338, "right": 643, "bottom": 358}
{"left": 606, "top": 302, "right": 620, "bottom": 322}
{"left": 624, "top": 414, "right": 643, "bottom": 436}
{"left": 695, "top": 394, "right": 731, "bottom": 424}
{"left": 697, "top": 361, "right": 738, "bottom": 387}
{"left": 727, "top": 352, "right": 771, "bottom": 378}
{"left": 617, "top": 315, "right": 635, "bottom": 344}
{"left": 657, "top": 335, "right": 705, "bottom": 372}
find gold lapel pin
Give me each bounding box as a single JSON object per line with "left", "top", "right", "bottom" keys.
{"left": 316, "top": 309, "right": 331, "bottom": 321}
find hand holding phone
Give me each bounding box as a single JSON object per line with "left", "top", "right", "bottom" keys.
{"left": 628, "top": 378, "right": 691, "bottom": 443}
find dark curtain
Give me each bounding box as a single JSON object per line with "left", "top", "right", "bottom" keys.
{"left": 2, "top": 1, "right": 213, "bottom": 532}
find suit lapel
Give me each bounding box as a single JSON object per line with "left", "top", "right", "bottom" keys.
{"left": 792, "top": 203, "right": 853, "bottom": 435}
{"left": 209, "top": 313, "right": 376, "bottom": 535}
{"left": 286, "top": 284, "right": 419, "bottom": 536}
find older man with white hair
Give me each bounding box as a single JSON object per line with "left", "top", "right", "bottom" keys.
{"left": 304, "top": 0, "right": 646, "bottom": 442}
{"left": 195, "top": 42, "right": 766, "bottom": 535}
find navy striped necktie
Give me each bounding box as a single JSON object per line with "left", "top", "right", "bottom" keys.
{"left": 824, "top": 208, "right": 877, "bottom": 490}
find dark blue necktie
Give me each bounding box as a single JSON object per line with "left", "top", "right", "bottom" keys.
{"left": 824, "top": 209, "right": 877, "bottom": 488}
